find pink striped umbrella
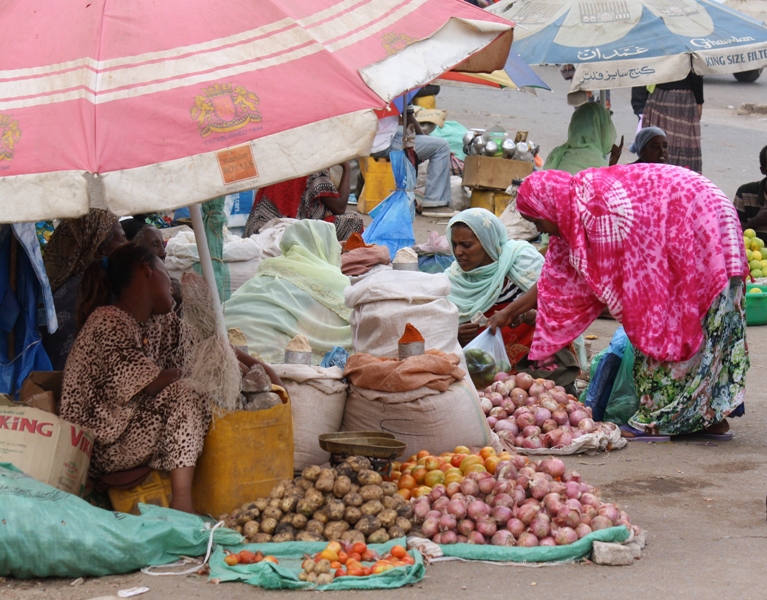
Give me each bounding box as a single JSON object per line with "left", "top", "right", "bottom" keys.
{"left": 0, "top": 0, "right": 513, "bottom": 222}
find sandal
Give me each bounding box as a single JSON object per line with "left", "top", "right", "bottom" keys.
{"left": 687, "top": 431, "right": 734, "bottom": 441}
{"left": 620, "top": 425, "right": 671, "bottom": 443}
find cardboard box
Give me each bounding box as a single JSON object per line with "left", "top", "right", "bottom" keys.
{"left": 0, "top": 404, "right": 94, "bottom": 496}
{"left": 462, "top": 156, "right": 534, "bottom": 190}
{"left": 20, "top": 371, "right": 63, "bottom": 415}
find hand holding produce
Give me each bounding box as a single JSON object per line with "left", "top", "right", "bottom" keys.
{"left": 464, "top": 348, "right": 511, "bottom": 389}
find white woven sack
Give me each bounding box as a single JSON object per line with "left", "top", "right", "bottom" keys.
{"left": 344, "top": 271, "right": 462, "bottom": 360}
{"left": 499, "top": 199, "right": 538, "bottom": 241}
{"left": 270, "top": 364, "right": 348, "bottom": 470}
{"left": 342, "top": 380, "right": 500, "bottom": 459}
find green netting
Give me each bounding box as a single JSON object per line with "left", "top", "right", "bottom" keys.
{"left": 192, "top": 197, "right": 231, "bottom": 301}
{"left": 209, "top": 537, "right": 425, "bottom": 590}
{"left": 603, "top": 343, "right": 640, "bottom": 425}
{"left": 439, "top": 526, "right": 630, "bottom": 562}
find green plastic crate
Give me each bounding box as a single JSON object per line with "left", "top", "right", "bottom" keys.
{"left": 745, "top": 284, "right": 767, "bottom": 326}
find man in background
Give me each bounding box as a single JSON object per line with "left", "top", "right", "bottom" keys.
{"left": 734, "top": 144, "right": 767, "bottom": 240}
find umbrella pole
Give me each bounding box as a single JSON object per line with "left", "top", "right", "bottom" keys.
{"left": 189, "top": 202, "right": 221, "bottom": 307}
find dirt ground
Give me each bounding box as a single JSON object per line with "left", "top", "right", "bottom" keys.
{"left": 4, "top": 321, "right": 767, "bottom": 600}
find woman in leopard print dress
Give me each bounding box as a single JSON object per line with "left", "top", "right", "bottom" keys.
{"left": 60, "top": 243, "right": 209, "bottom": 513}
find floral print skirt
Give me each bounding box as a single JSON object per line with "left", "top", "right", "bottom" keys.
{"left": 628, "top": 278, "right": 748, "bottom": 435}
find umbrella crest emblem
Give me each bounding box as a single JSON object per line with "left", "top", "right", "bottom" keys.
{"left": 0, "top": 115, "right": 21, "bottom": 162}
{"left": 190, "top": 83, "right": 262, "bottom": 137}
{"left": 382, "top": 32, "right": 417, "bottom": 55}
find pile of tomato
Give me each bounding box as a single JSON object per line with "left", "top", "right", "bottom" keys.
{"left": 306, "top": 541, "right": 414, "bottom": 578}
{"left": 386, "top": 445, "right": 513, "bottom": 500}
{"left": 224, "top": 549, "right": 279, "bottom": 566}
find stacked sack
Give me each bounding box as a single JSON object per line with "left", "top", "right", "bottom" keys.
{"left": 341, "top": 271, "right": 500, "bottom": 456}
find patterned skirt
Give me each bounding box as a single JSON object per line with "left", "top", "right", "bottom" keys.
{"left": 629, "top": 279, "right": 748, "bottom": 436}
{"left": 245, "top": 198, "right": 363, "bottom": 242}
{"left": 643, "top": 88, "right": 702, "bottom": 174}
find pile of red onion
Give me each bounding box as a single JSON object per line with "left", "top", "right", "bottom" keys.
{"left": 412, "top": 455, "right": 636, "bottom": 547}
{"left": 479, "top": 372, "right": 611, "bottom": 450}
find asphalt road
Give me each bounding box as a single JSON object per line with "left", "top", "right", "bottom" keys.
{"left": 437, "top": 65, "right": 767, "bottom": 200}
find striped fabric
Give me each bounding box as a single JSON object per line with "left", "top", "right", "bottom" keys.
{"left": 643, "top": 88, "right": 702, "bottom": 174}
{"left": 0, "top": 0, "right": 512, "bottom": 222}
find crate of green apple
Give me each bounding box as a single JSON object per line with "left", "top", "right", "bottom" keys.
{"left": 479, "top": 372, "right": 624, "bottom": 454}
{"left": 412, "top": 455, "right": 638, "bottom": 547}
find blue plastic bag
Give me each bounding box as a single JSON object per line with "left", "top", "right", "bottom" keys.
{"left": 362, "top": 150, "right": 415, "bottom": 258}
{"left": 583, "top": 327, "right": 633, "bottom": 421}
{"left": 418, "top": 253, "right": 454, "bottom": 274}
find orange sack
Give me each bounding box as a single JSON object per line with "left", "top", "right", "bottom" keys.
{"left": 343, "top": 350, "right": 465, "bottom": 393}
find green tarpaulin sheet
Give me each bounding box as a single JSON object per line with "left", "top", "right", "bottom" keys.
{"left": 439, "top": 526, "right": 630, "bottom": 562}
{"left": 209, "top": 537, "right": 425, "bottom": 590}
{"left": 0, "top": 463, "right": 242, "bottom": 578}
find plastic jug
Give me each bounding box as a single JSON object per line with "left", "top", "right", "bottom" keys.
{"left": 192, "top": 387, "right": 294, "bottom": 517}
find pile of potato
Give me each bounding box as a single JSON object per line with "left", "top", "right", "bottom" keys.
{"left": 220, "top": 456, "right": 414, "bottom": 544}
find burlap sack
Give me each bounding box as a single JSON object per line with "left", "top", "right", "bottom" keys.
{"left": 342, "top": 380, "right": 500, "bottom": 459}
{"left": 270, "top": 364, "right": 348, "bottom": 470}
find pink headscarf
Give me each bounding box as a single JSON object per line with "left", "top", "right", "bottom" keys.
{"left": 517, "top": 164, "right": 748, "bottom": 363}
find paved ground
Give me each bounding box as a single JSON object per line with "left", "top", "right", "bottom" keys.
{"left": 5, "top": 69, "right": 767, "bottom": 600}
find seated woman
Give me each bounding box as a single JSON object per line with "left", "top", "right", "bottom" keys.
{"left": 445, "top": 208, "right": 580, "bottom": 391}
{"left": 42, "top": 209, "right": 126, "bottom": 370}
{"left": 544, "top": 102, "right": 623, "bottom": 174}
{"left": 60, "top": 243, "right": 279, "bottom": 513}
{"left": 244, "top": 163, "right": 363, "bottom": 242}
{"left": 515, "top": 165, "right": 747, "bottom": 440}
{"left": 629, "top": 127, "right": 669, "bottom": 164}
{"left": 122, "top": 217, "right": 182, "bottom": 310}
{"left": 121, "top": 217, "right": 167, "bottom": 260}
{"left": 224, "top": 220, "right": 352, "bottom": 364}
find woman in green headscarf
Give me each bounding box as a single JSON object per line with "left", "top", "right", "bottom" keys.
{"left": 446, "top": 208, "right": 579, "bottom": 389}
{"left": 543, "top": 102, "right": 623, "bottom": 174}
{"left": 223, "top": 220, "right": 351, "bottom": 363}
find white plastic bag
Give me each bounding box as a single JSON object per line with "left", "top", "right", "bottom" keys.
{"left": 498, "top": 199, "right": 538, "bottom": 241}
{"left": 501, "top": 422, "right": 627, "bottom": 456}
{"left": 463, "top": 329, "right": 511, "bottom": 390}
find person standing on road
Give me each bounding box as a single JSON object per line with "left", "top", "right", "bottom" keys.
{"left": 733, "top": 144, "right": 767, "bottom": 241}
{"left": 513, "top": 164, "right": 749, "bottom": 440}
{"left": 642, "top": 72, "right": 704, "bottom": 174}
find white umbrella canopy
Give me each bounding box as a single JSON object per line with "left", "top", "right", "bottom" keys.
{"left": 488, "top": 0, "right": 767, "bottom": 90}
{"left": 0, "top": 0, "right": 514, "bottom": 224}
